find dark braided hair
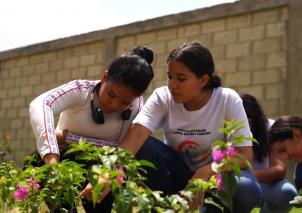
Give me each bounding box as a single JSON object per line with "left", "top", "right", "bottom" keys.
{"left": 241, "top": 93, "right": 269, "bottom": 163}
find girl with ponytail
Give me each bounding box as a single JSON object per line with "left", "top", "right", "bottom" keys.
{"left": 120, "top": 41, "right": 261, "bottom": 212}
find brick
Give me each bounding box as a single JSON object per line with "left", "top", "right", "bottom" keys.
{"left": 56, "top": 70, "right": 71, "bottom": 81}
{"left": 202, "top": 19, "right": 225, "bottom": 33}
{"left": 57, "top": 48, "right": 72, "bottom": 59}
{"left": 267, "top": 22, "right": 286, "bottom": 37}
{"left": 0, "top": 110, "right": 5, "bottom": 119}
{"left": 87, "top": 65, "right": 101, "bottom": 78}
{"left": 280, "top": 7, "right": 288, "bottom": 21}
{"left": 280, "top": 67, "right": 287, "bottom": 81}
{"left": 137, "top": 31, "right": 156, "bottom": 44}
{"left": 178, "top": 24, "right": 201, "bottom": 37}
{"left": 65, "top": 57, "right": 80, "bottom": 68}
{"left": 253, "top": 38, "right": 281, "bottom": 54}
{"left": 13, "top": 97, "right": 25, "bottom": 108}
{"left": 88, "top": 42, "right": 104, "bottom": 54}
{"left": 0, "top": 90, "right": 7, "bottom": 99}
{"left": 252, "top": 69, "right": 280, "bottom": 84}
{"left": 0, "top": 69, "right": 9, "bottom": 78}
{"left": 266, "top": 52, "right": 287, "bottom": 68}
{"left": 33, "top": 84, "right": 48, "bottom": 94}
{"left": 20, "top": 86, "right": 33, "bottom": 97}
{"left": 19, "top": 107, "right": 29, "bottom": 118}
{"left": 11, "top": 119, "right": 23, "bottom": 129}
{"left": 252, "top": 9, "right": 280, "bottom": 25}
{"left": 239, "top": 25, "right": 265, "bottom": 42}
{"left": 96, "top": 53, "right": 105, "bottom": 64}
{"left": 3, "top": 79, "right": 15, "bottom": 89}
{"left": 28, "top": 75, "right": 41, "bottom": 86}
{"left": 117, "top": 36, "right": 136, "bottom": 52}
{"left": 191, "top": 33, "right": 212, "bottom": 47}
{"left": 150, "top": 41, "right": 166, "bottom": 54}
{"left": 210, "top": 46, "right": 225, "bottom": 60}
{"left": 29, "top": 54, "right": 43, "bottom": 65}
{"left": 71, "top": 67, "right": 86, "bottom": 79}
{"left": 35, "top": 63, "right": 49, "bottom": 73}
{"left": 215, "top": 58, "right": 237, "bottom": 73}
{"left": 237, "top": 86, "right": 264, "bottom": 100}
{"left": 6, "top": 109, "right": 18, "bottom": 119}
{"left": 22, "top": 65, "right": 35, "bottom": 76}
{"left": 80, "top": 54, "right": 96, "bottom": 66}
{"left": 265, "top": 84, "right": 284, "bottom": 99}
{"left": 238, "top": 55, "right": 266, "bottom": 71}
{"left": 225, "top": 72, "right": 251, "bottom": 86}
{"left": 226, "top": 42, "right": 250, "bottom": 58}
{"left": 15, "top": 76, "right": 28, "bottom": 87}
{"left": 16, "top": 57, "right": 29, "bottom": 67}
{"left": 9, "top": 67, "right": 22, "bottom": 78}
{"left": 213, "top": 30, "right": 237, "bottom": 45}
{"left": 227, "top": 14, "right": 251, "bottom": 29}
{"left": 261, "top": 99, "right": 280, "bottom": 115}
{"left": 42, "top": 72, "right": 56, "bottom": 84}
{"left": 43, "top": 52, "right": 57, "bottom": 62}
{"left": 167, "top": 39, "right": 188, "bottom": 52}
{"left": 1, "top": 99, "right": 13, "bottom": 109}
{"left": 50, "top": 60, "right": 64, "bottom": 71}
{"left": 2, "top": 59, "right": 15, "bottom": 69}
{"left": 73, "top": 45, "right": 89, "bottom": 56}
{"left": 16, "top": 129, "right": 29, "bottom": 140}
{"left": 8, "top": 88, "right": 20, "bottom": 98}
{"left": 157, "top": 27, "right": 178, "bottom": 41}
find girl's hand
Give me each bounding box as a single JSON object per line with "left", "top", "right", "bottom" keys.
{"left": 80, "top": 177, "right": 111, "bottom": 203}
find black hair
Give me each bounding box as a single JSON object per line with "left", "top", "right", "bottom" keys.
{"left": 167, "top": 41, "right": 221, "bottom": 89}
{"left": 107, "top": 46, "right": 154, "bottom": 95}
{"left": 269, "top": 115, "right": 302, "bottom": 145}
{"left": 240, "top": 93, "right": 269, "bottom": 163}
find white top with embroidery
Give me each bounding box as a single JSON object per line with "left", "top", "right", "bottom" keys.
{"left": 133, "top": 86, "right": 252, "bottom": 171}
{"left": 29, "top": 79, "right": 143, "bottom": 159}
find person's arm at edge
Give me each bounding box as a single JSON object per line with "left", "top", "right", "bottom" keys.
{"left": 253, "top": 149, "right": 287, "bottom": 184}
{"left": 119, "top": 124, "right": 152, "bottom": 154}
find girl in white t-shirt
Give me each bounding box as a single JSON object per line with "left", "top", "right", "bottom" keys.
{"left": 29, "top": 46, "right": 154, "bottom": 213}
{"left": 241, "top": 93, "right": 297, "bottom": 213}
{"left": 120, "top": 42, "right": 261, "bottom": 212}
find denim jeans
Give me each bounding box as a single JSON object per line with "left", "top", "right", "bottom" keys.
{"left": 295, "top": 162, "right": 302, "bottom": 190}
{"left": 259, "top": 180, "right": 297, "bottom": 213}
{"left": 136, "top": 137, "right": 262, "bottom": 213}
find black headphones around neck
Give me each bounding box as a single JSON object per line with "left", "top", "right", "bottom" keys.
{"left": 90, "top": 84, "right": 132, "bottom": 124}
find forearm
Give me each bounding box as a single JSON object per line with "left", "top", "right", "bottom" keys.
{"left": 43, "top": 153, "right": 59, "bottom": 164}
{"left": 120, "top": 124, "right": 151, "bottom": 154}
{"left": 254, "top": 166, "right": 286, "bottom": 183}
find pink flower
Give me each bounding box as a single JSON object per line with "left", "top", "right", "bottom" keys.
{"left": 225, "top": 146, "right": 237, "bottom": 157}
{"left": 116, "top": 167, "right": 125, "bottom": 183}
{"left": 4, "top": 135, "right": 12, "bottom": 142}
{"left": 212, "top": 149, "right": 224, "bottom": 162}
{"left": 26, "top": 178, "right": 34, "bottom": 184}
{"left": 33, "top": 183, "right": 40, "bottom": 189}
{"left": 216, "top": 174, "right": 223, "bottom": 191}
{"left": 13, "top": 187, "right": 29, "bottom": 200}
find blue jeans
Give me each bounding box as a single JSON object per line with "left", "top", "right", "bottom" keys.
{"left": 295, "top": 162, "right": 302, "bottom": 190}
{"left": 136, "top": 137, "right": 262, "bottom": 213}
{"left": 259, "top": 180, "right": 297, "bottom": 213}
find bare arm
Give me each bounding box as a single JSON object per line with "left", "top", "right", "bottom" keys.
{"left": 253, "top": 149, "right": 287, "bottom": 184}
{"left": 120, "top": 124, "right": 152, "bottom": 154}
{"left": 194, "top": 146, "right": 253, "bottom": 180}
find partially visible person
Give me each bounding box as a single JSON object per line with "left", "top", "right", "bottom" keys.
{"left": 117, "top": 41, "right": 261, "bottom": 212}
{"left": 241, "top": 93, "right": 297, "bottom": 213}
{"left": 29, "top": 46, "right": 154, "bottom": 213}
{"left": 269, "top": 115, "right": 302, "bottom": 192}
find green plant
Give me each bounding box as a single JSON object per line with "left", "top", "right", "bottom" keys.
{"left": 0, "top": 132, "right": 12, "bottom": 162}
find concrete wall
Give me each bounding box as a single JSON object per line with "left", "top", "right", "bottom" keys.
{"left": 0, "top": 0, "right": 301, "bottom": 163}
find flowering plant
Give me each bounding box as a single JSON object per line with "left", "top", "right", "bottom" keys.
{"left": 209, "top": 120, "right": 256, "bottom": 212}
{"left": 0, "top": 132, "right": 12, "bottom": 162}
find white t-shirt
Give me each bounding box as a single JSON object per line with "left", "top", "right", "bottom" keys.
{"left": 29, "top": 79, "right": 143, "bottom": 158}
{"left": 133, "top": 86, "right": 252, "bottom": 171}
